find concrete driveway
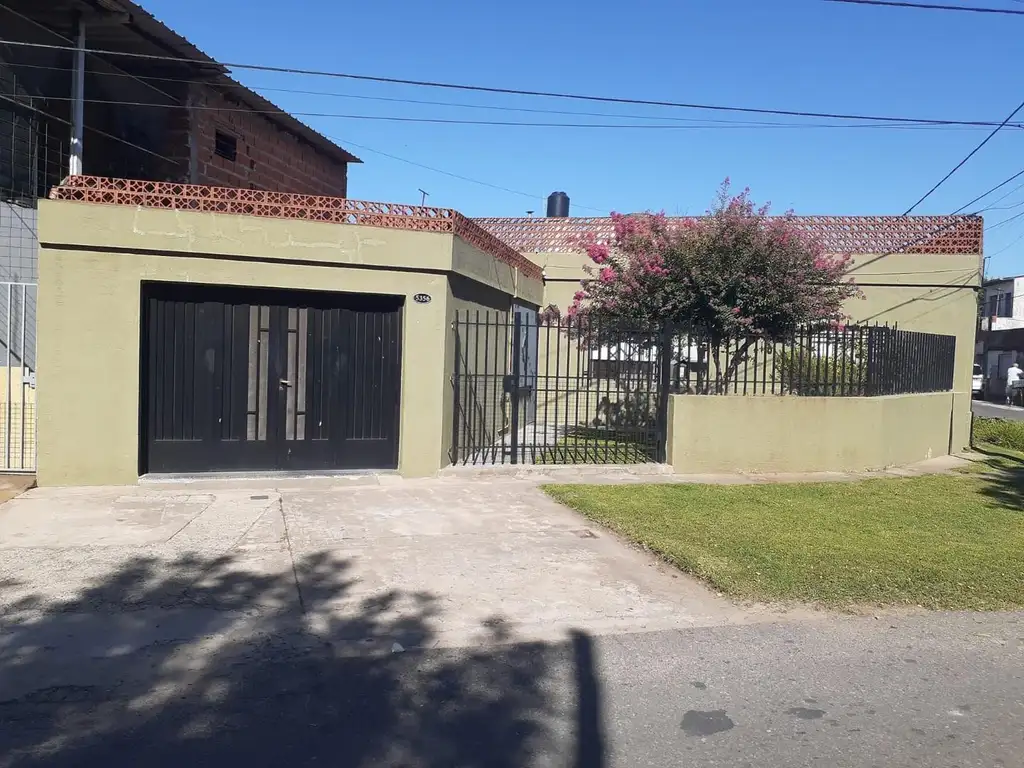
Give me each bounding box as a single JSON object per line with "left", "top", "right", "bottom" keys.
{"left": 0, "top": 476, "right": 757, "bottom": 671}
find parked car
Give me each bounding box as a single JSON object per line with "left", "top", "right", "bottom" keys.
{"left": 973, "top": 364, "right": 985, "bottom": 399}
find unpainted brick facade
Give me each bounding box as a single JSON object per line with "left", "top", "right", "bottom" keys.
{"left": 187, "top": 85, "right": 349, "bottom": 197}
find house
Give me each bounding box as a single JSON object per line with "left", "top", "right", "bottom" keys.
{"left": 32, "top": 179, "right": 979, "bottom": 485}
{"left": 1, "top": 0, "right": 361, "bottom": 286}
{"left": 975, "top": 275, "right": 1024, "bottom": 394}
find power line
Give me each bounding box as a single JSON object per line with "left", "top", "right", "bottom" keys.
{"left": 986, "top": 208, "right": 1024, "bottom": 231}
{"left": 824, "top": 0, "right": 1024, "bottom": 15}
{"left": 8, "top": 61, "right": 1021, "bottom": 131}
{"left": 0, "top": 94, "right": 180, "bottom": 165}
{"left": 0, "top": 38, "right": 1018, "bottom": 130}
{"left": 985, "top": 229, "right": 1024, "bottom": 258}
{"left": 0, "top": 3, "right": 179, "bottom": 104}
{"left": 16, "top": 92, "right": 1019, "bottom": 131}
{"left": 950, "top": 167, "right": 1024, "bottom": 214}
{"left": 903, "top": 97, "right": 1024, "bottom": 214}
{"left": 328, "top": 135, "right": 608, "bottom": 213}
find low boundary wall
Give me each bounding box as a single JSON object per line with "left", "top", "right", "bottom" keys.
{"left": 667, "top": 392, "right": 962, "bottom": 474}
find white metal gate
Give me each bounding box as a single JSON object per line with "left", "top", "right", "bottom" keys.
{"left": 0, "top": 282, "right": 36, "bottom": 472}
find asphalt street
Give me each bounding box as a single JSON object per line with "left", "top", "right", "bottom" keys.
{"left": 1, "top": 611, "right": 1021, "bottom": 767}
{"left": 973, "top": 400, "right": 1024, "bottom": 422}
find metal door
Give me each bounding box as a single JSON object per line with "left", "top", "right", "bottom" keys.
{"left": 142, "top": 283, "right": 401, "bottom": 474}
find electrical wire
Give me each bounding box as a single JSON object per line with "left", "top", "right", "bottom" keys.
{"left": 0, "top": 3, "right": 179, "bottom": 104}
{"left": 824, "top": 0, "right": 1024, "bottom": 15}
{"left": 7, "top": 62, "right": 1021, "bottom": 131}
{"left": 985, "top": 229, "right": 1024, "bottom": 258}
{"left": 14, "top": 93, "right": 1015, "bottom": 131}
{"left": 0, "top": 94, "right": 181, "bottom": 165}
{"left": 0, "top": 38, "right": 1018, "bottom": 130}
{"left": 330, "top": 135, "right": 610, "bottom": 213}
{"left": 986, "top": 208, "right": 1024, "bottom": 231}
{"left": 903, "top": 97, "right": 1024, "bottom": 214}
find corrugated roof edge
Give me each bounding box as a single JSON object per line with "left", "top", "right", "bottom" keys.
{"left": 116, "top": 0, "right": 361, "bottom": 165}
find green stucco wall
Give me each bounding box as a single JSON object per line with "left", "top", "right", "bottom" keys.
{"left": 36, "top": 200, "right": 529, "bottom": 485}
{"left": 667, "top": 392, "right": 956, "bottom": 474}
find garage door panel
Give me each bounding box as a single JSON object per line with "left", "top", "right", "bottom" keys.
{"left": 141, "top": 283, "right": 402, "bottom": 474}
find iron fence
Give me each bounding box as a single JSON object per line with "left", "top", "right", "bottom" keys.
{"left": 451, "top": 312, "right": 667, "bottom": 466}
{"left": 450, "top": 314, "right": 957, "bottom": 467}
{"left": 671, "top": 323, "right": 956, "bottom": 397}
{"left": 0, "top": 281, "right": 36, "bottom": 472}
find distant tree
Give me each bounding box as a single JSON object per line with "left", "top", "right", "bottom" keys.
{"left": 570, "top": 181, "right": 861, "bottom": 390}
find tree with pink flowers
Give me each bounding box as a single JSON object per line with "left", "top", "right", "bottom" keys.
{"left": 569, "top": 181, "right": 861, "bottom": 390}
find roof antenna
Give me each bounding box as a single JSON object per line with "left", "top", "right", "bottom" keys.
{"left": 418, "top": 189, "right": 429, "bottom": 206}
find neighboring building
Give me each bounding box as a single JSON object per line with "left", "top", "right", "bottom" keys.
{"left": 979, "top": 275, "right": 1024, "bottom": 331}
{"left": 1, "top": 0, "right": 361, "bottom": 285}
{"left": 975, "top": 275, "right": 1024, "bottom": 394}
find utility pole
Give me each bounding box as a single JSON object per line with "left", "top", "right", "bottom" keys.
{"left": 418, "top": 189, "right": 429, "bottom": 206}
{"left": 69, "top": 15, "right": 86, "bottom": 176}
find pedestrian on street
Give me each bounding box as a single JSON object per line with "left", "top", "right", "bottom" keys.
{"left": 1007, "top": 361, "right": 1023, "bottom": 405}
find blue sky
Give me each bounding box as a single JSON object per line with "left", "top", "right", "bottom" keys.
{"left": 143, "top": 0, "right": 1023, "bottom": 275}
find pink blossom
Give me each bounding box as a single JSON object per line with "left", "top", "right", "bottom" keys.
{"left": 586, "top": 242, "right": 610, "bottom": 264}
{"left": 599, "top": 266, "right": 616, "bottom": 283}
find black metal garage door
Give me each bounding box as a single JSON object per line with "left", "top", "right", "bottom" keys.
{"left": 141, "top": 283, "right": 402, "bottom": 474}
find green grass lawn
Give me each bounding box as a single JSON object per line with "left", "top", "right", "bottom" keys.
{"left": 544, "top": 449, "right": 1024, "bottom": 610}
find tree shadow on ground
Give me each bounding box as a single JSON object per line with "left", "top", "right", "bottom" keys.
{"left": 968, "top": 445, "right": 1024, "bottom": 510}
{"left": 0, "top": 551, "right": 605, "bottom": 767}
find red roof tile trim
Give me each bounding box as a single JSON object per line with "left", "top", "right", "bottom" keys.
{"left": 474, "top": 215, "right": 983, "bottom": 256}
{"left": 49, "top": 176, "right": 543, "bottom": 280}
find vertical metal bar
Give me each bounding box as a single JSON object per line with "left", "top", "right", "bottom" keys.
{"left": 553, "top": 315, "right": 563, "bottom": 462}
{"left": 744, "top": 335, "right": 751, "bottom": 396}
{"left": 20, "top": 285, "right": 27, "bottom": 470}
{"left": 571, "top": 317, "right": 583, "bottom": 463}
{"left": 451, "top": 314, "right": 461, "bottom": 465}
{"left": 598, "top": 315, "right": 606, "bottom": 460}
{"left": 474, "top": 310, "right": 484, "bottom": 462}
{"left": 499, "top": 313, "right": 509, "bottom": 464}
{"left": 531, "top": 314, "right": 540, "bottom": 463}
{"left": 770, "top": 334, "right": 778, "bottom": 395}
{"left": 5, "top": 284, "right": 11, "bottom": 469}
{"left": 69, "top": 17, "right": 86, "bottom": 176}
{"left": 793, "top": 330, "right": 802, "bottom": 395}
{"left": 839, "top": 326, "right": 848, "bottom": 397}
{"left": 656, "top": 323, "right": 672, "bottom": 463}
{"left": 510, "top": 313, "right": 522, "bottom": 465}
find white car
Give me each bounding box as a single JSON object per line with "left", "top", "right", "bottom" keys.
{"left": 973, "top": 364, "right": 985, "bottom": 399}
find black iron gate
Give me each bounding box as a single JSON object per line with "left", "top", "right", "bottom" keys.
{"left": 450, "top": 311, "right": 669, "bottom": 466}
{"left": 141, "top": 283, "right": 402, "bottom": 474}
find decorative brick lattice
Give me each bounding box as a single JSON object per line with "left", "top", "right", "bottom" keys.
{"left": 49, "top": 176, "right": 544, "bottom": 279}
{"left": 474, "top": 215, "right": 983, "bottom": 256}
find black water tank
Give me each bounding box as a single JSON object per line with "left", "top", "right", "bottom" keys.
{"left": 546, "top": 191, "right": 570, "bottom": 218}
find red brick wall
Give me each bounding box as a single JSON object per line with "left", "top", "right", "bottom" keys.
{"left": 189, "top": 85, "right": 348, "bottom": 197}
